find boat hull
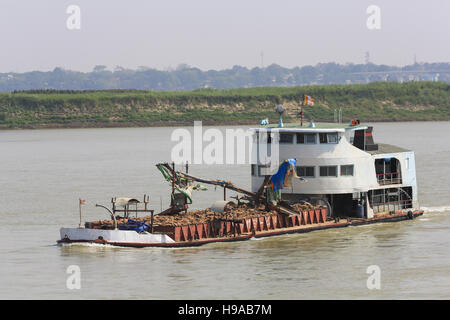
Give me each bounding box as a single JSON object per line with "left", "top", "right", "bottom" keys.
{"left": 59, "top": 228, "right": 175, "bottom": 245}
{"left": 57, "top": 209, "right": 423, "bottom": 248}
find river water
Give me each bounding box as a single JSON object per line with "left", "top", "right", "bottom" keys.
{"left": 0, "top": 122, "right": 449, "bottom": 299}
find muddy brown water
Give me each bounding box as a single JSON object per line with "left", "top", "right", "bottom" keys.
{"left": 0, "top": 122, "right": 449, "bottom": 299}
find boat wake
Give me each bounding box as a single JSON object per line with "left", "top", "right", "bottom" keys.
{"left": 421, "top": 206, "right": 450, "bottom": 214}
{"left": 58, "top": 242, "right": 118, "bottom": 249}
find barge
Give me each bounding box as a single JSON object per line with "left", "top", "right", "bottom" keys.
{"left": 58, "top": 117, "right": 424, "bottom": 248}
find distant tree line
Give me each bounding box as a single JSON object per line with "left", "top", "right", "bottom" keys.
{"left": 1, "top": 62, "right": 449, "bottom": 92}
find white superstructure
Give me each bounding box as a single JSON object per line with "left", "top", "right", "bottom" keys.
{"left": 250, "top": 122, "right": 418, "bottom": 218}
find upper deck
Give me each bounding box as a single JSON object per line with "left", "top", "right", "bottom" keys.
{"left": 366, "top": 143, "right": 410, "bottom": 155}
{"left": 251, "top": 121, "right": 412, "bottom": 156}
{"left": 251, "top": 121, "right": 368, "bottom": 133}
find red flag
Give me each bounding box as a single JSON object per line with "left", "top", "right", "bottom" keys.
{"left": 79, "top": 199, "right": 86, "bottom": 205}
{"left": 303, "top": 95, "right": 315, "bottom": 106}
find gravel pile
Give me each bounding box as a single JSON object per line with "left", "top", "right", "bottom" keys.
{"left": 88, "top": 202, "right": 319, "bottom": 228}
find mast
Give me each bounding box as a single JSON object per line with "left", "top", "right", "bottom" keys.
{"left": 300, "top": 94, "right": 304, "bottom": 126}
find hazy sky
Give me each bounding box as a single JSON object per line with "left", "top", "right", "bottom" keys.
{"left": 0, "top": 0, "right": 448, "bottom": 73}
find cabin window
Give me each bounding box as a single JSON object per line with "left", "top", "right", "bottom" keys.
{"left": 251, "top": 164, "right": 257, "bottom": 176}
{"left": 319, "top": 166, "right": 338, "bottom": 177}
{"left": 340, "top": 165, "right": 354, "bottom": 176}
{"left": 257, "top": 165, "right": 271, "bottom": 176}
{"left": 328, "top": 133, "right": 339, "bottom": 143}
{"left": 252, "top": 164, "right": 271, "bottom": 177}
{"left": 296, "top": 166, "right": 315, "bottom": 178}
{"left": 305, "top": 134, "right": 316, "bottom": 144}
{"left": 375, "top": 158, "right": 402, "bottom": 185}
{"left": 296, "top": 133, "right": 316, "bottom": 144}
{"left": 319, "top": 133, "right": 339, "bottom": 144}
{"left": 279, "top": 133, "right": 294, "bottom": 144}
{"left": 319, "top": 133, "right": 327, "bottom": 143}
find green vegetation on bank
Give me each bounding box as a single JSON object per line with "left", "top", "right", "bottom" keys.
{"left": 0, "top": 82, "right": 449, "bottom": 129}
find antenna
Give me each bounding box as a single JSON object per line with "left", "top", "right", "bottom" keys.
{"left": 365, "top": 51, "right": 370, "bottom": 64}
{"left": 299, "top": 107, "right": 304, "bottom": 126}
{"left": 300, "top": 94, "right": 305, "bottom": 126}
{"left": 261, "top": 51, "right": 264, "bottom": 68}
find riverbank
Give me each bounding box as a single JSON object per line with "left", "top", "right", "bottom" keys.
{"left": 2, "top": 118, "right": 449, "bottom": 131}
{"left": 1, "top": 82, "right": 449, "bottom": 129}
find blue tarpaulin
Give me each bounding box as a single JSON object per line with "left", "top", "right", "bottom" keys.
{"left": 119, "top": 219, "right": 150, "bottom": 233}
{"left": 270, "top": 158, "right": 297, "bottom": 192}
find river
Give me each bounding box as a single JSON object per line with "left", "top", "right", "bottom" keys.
{"left": 0, "top": 121, "right": 449, "bottom": 299}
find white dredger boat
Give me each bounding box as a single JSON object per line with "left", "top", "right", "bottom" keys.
{"left": 58, "top": 120, "right": 423, "bottom": 248}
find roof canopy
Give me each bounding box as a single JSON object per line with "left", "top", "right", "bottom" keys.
{"left": 115, "top": 197, "right": 140, "bottom": 207}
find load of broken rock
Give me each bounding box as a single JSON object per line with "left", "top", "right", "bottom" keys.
{"left": 86, "top": 202, "right": 319, "bottom": 229}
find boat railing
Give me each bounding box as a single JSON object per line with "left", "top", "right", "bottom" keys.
{"left": 376, "top": 172, "right": 402, "bottom": 185}
{"left": 372, "top": 199, "right": 412, "bottom": 213}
